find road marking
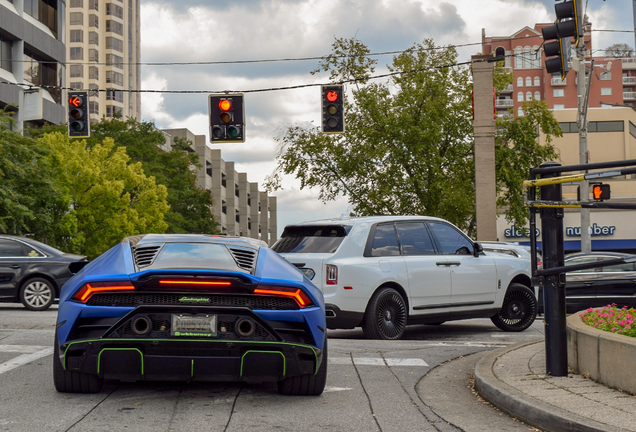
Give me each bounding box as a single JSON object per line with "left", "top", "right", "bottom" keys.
{"left": 324, "top": 386, "right": 353, "bottom": 393}
{"left": 0, "top": 345, "right": 50, "bottom": 354}
{"left": 0, "top": 347, "right": 53, "bottom": 375}
{"left": 330, "top": 357, "right": 428, "bottom": 367}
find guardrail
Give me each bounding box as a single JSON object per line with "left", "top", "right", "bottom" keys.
{"left": 551, "top": 77, "right": 566, "bottom": 86}
{"left": 624, "top": 91, "right": 636, "bottom": 100}
{"left": 623, "top": 77, "right": 636, "bottom": 85}
{"left": 495, "top": 99, "right": 514, "bottom": 107}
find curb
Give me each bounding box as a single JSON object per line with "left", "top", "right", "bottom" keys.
{"left": 473, "top": 339, "right": 625, "bottom": 432}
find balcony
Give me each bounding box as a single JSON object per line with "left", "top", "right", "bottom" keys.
{"left": 624, "top": 92, "right": 636, "bottom": 101}
{"left": 623, "top": 76, "right": 636, "bottom": 86}
{"left": 551, "top": 77, "right": 567, "bottom": 86}
{"left": 495, "top": 99, "right": 514, "bottom": 108}
{"left": 500, "top": 84, "right": 513, "bottom": 93}
{"left": 622, "top": 58, "right": 636, "bottom": 70}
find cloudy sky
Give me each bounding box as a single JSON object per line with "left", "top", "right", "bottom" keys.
{"left": 138, "top": 0, "right": 634, "bottom": 235}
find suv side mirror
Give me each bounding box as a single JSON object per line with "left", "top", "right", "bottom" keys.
{"left": 473, "top": 243, "right": 483, "bottom": 257}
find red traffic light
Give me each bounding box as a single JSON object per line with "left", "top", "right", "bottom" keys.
{"left": 219, "top": 100, "right": 231, "bottom": 111}
{"left": 326, "top": 91, "right": 338, "bottom": 102}
{"left": 69, "top": 96, "right": 82, "bottom": 108}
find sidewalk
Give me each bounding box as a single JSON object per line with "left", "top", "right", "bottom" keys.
{"left": 474, "top": 339, "right": 636, "bottom": 432}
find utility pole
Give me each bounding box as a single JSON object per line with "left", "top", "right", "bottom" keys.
{"left": 577, "top": 3, "right": 591, "bottom": 253}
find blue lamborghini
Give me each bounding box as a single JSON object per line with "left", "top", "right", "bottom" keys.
{"left": 53, "top": 234, "right": 327, "bottom": 395}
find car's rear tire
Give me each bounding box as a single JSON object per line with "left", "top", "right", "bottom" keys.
{"left": 53, "top": 330, "right": 103, "bottom": 393}
{"left": 277, "top": 338, "right": 328, "bottom": 396}
{"left": 20, "top": 277, "right": 55, "bottom": 311}
{"left": 491, "top": 284, "right": 537, "bottom": 332}
{"left": 362, "top": 287, "right": 407, "bottom": 340}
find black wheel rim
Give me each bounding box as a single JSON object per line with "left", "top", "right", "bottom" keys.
{"left": 375, "top": 292, "right": 406, "bottom": 339}
{"left": 498, "top": 288, "right": 536, "bottom": 329}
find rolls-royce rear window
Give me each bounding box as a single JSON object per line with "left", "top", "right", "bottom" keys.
{"left": 273, "top": 225, "right": 348, "bottom": 254}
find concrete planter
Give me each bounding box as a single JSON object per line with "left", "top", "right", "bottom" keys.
{"left": 567, "top": 312, "right": 636, "bottom": 395}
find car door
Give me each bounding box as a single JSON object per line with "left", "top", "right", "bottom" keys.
{"left": 595, "top": 260, "right": 636, "bottom": 309}
{"left": 426, "top": 221, "right": 497, "bottom": 309}
{"left": 0, "top": 239, "right": 29, "bottom": 299}
{"left": 394, "top": 222, "right": 451, "bottom": 314}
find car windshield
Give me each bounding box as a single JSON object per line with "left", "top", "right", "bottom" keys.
{"left": 272, "top": 225, "right": 349, "bottom": 254}
{"left": 150, "top": 243, "right": 240, "bottom": 270}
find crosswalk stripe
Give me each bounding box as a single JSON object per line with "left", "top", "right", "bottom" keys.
{"left": 329, "top": 357, "right": 428, "bottom": 367}
{"left": 0, "top": 348, "right": 54, "bottom": 375}
{"left": 0, "top": 345, "right": 50, "bottom": 354}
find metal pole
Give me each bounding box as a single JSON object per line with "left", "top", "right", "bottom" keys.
{"left": 577, "top": 39, "right": 591, "bottom": 253}
{"left": 539, "top": 161, "right": 568, "bottom": 377}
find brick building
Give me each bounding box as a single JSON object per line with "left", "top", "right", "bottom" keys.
{"left": 481, "top": 22, "right": 635, "bottom": 115}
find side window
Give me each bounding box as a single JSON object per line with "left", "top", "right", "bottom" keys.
{"left": 427, "top": 222, "right": 473, "bottom": 255}
{"left": 395, "top": 222, "right": 436, "bottom": 256}
{"left": 565, "top": 257, "right": 601, "bottom": 273}
{"left": 371, "top": 224, "right": 400, "bottom": 257}
{"left": 0, "top": 239, "right": 27, "bottom": 257}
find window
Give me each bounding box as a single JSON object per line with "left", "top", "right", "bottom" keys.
{"left": 106, "top": 20, "right": 124, "bottom": 35}
{"left": 525, "top": 77, "right": 531, "bottom": 87}
{"left": 106, "top": 3, "right": 124, "bottom": 18}
{"left": 69, "top": 82, "right": 82, "bottom": 90}
{"left": 553, "top": 104, "right": 565, "bottom": 110}
{"left": 553, "top": 89, "right": 564, "bottom": 97}
{"left": 70, "top": 29, "right": 83, "bottom": 43}
{"left": 518, "top": 107, "right": 524, "bottom": 116}
{"left": 0, "top": 239, "right": 26, "bottom": 257}
{"left": 222, "top": 173, "right": 227, "bottom": 188}
{"left": 523, "top": 47, "right": 531, "bottom": 69}
{"left": 517, "top": 92, "right": 523, "bottom": 102}
{"left": 534, "top": 91, "right": 541, "bottom": 101}
{"left": 107, "top": 90, "right": 123, "bottom": 103}
{"left": 0, "top": 37, "right": 12, "bottom": 72}
{"left": 370, "top": 224, "right": 400, "bottom": 257}
{"left": 235, "top": 210, "right": 240, "bottom": 223}
{"left": 89, "top": 14, "right": 98, "bottom": 28}
{"left": 517, "top": 77, "right": 523, "bottom": 87}
{"left": 70, "top": 65, "right": 83, "bottom": 78}
{"left": 90, "top": 101, "right": 99, "bottom": 115}
{"left": 594, "top": 121, "right": 624, "bottom": 132}
{"left": 534, "top": 76, "right": 540, "bottom": 87}
{"left": 272, "top": 225, "right": 347, "bottom": 254}
{"left": 89, "top": 66, "right": 98, "bottom": 80}
{"left": 600, "top": 72, "right": 612, "bottom": 80}
{"left": 70, "top": 12, "right": 83, "bottom": 25}
{"left": 531, "top": 46, "right": 540, "bottom": 68}
{"left": 89, "top": 49, "right": 99, "bottom": 62}
{"left": 526, "top": 91, "right": 532, "bottom": 101}
{"left": 427, "top": 222, "right": 473, "bottom": 255}
{"left": 106, "top": 37, "right": 124, "bottom": 52}
{"left": 89, "top": 0, "right": 98, "bottom": 10}
{"left": 514, "top": 47, "right": 523, "bottom": 69}
{"left": 222, "top": 200, "right": 227, "bottom": 214}
{"left": 235, "top": 184, "right": 239, "bottom": 197}
{"left": 70, "top": 0, "right": 82, "bottom": 6}
{"left": 106, "top": 105, "right": 123, "bottom": 117}
{"left": 106, "top": 54, "right": 123, "bottom": 69}
{"left": 151, "top": 243, "right": 240, "bottom": 271}
{"left": 395, "top": 223, "right": 436, "bottom": 255}
{"left": 601, "top": 88, "right": 612, "bottom": 96}
{"left": 27, "top": 0, "right": 59, "bottom": 36}
{"left": 89, "top": 31, "right": 99, "bottom": 45}
{"left": 106, "top": 71, "right": 124, "bottom": 85}
{"left": 70, "top": 47, "right": 83, "bottom": 60}
{"left": 88, "top": 83, "right": 99, "bottom": 97}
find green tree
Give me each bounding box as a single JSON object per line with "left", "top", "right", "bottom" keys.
{"left": 39, "top": 117, "right": 219, "bottom": 234}
{"left": 0, "top": 111, "right": 70, "bottom": 239}
{"left": 266, "top": 37, "right": 560, "bottom": 235}
{"left": 41, "top": 132, "right": 169, "bottom": 258}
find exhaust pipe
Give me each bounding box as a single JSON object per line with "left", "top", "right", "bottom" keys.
{"left": 236, "top": 319, "right": 254, "bottom": 337}
{"left": 132, "top": 316, "right": 152, "bottom": 335}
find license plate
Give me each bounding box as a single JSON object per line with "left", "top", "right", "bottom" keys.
{"left": 171, "top": 314, "right": 217, "bottom": 337}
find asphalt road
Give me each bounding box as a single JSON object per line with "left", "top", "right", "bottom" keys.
{"left": 0, "top": 304, "right": 545, "bottom": 432}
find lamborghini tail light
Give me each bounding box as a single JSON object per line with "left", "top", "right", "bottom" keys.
{"left": 72, "top": 281, "right": 135, "bottom": 303}
{"left": 254, "top": 285, "right": 314, "bottom": 308}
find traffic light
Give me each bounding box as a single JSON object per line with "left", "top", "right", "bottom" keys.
{"left": 591, "top": 183, "right": 611, "bottom": 201}
{"left": 542, "top": 0, "right": 582, "bottom": 80}
{"left": 67, "top": 91, "right": 90, "bottom": 138}
{"left": 321, "top": 85, "right": 344, "bottom": 134}
{"left": 209, "top": 94, "right": 245, "bottom": 143}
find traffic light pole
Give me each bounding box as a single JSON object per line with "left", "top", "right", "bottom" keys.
{"left": 577, "top": 43, "right": 591, "bottom": 253}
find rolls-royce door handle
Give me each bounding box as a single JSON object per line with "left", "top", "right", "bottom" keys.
{"left": 446, "top": 262, "right": 461, "bottom": 267}
{"left": 436, "top": 262, "right": 461, "bottom": 267}
{"left": 8, "top": 265, "right": 20, "bottom": 269}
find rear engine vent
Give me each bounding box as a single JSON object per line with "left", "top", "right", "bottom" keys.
{"left": 134, "top": 245, "right": 162, "bottom": 269}
{"left": 229, "top": 247, "right": 257, "bottom": 272}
